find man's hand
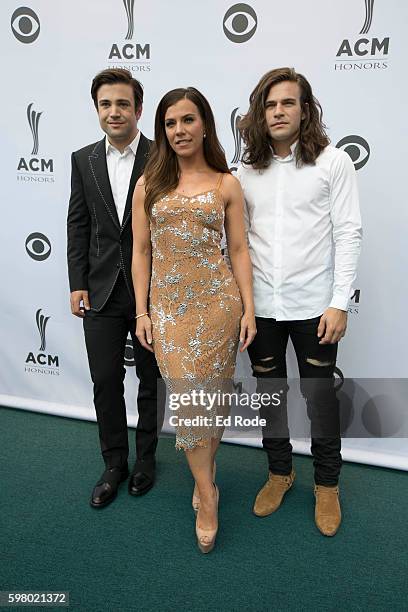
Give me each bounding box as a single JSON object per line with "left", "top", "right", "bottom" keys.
{"left": 317, "top": 307, "right": 347, "bottom": 344}
{"left": 70, "top": 290, "right": 90, "bottom": 318}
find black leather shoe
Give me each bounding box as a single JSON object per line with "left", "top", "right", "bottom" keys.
{"left": 128, "top": 467, "right": 155, "bottom": 496}
{"left": 90, "top": 466, "right": 129, "bottom": 509}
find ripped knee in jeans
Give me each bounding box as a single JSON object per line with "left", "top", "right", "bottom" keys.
{"left": 252, "top": 356, "right": 277, "bottom": 374}
{"left": 306, "top": 357, "right": 335, "bottom": 367}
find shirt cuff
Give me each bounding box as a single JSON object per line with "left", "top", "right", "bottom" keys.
{"left": 329, "top": 294, "right": 349, "bottom": 311}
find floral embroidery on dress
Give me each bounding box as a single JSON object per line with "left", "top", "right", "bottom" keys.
{"left": 150, "top": 188, "right": 242, "bottom": 450}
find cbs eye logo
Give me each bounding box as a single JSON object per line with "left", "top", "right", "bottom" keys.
{"left": 25, "top": 233, "right": 51, "bottom": 261}
{"left": 336, "top": 135, "right": 370, "bottom": 171}
{"left": 223, "top": 3, "right": 257, "bottom": 43}
{"left": 11, "top": 7, "right": 40, "bottom": 44}
{"left": 334, "top": 366, "right": 344, "bottom": 392}
{"left": 124, "top": 335, "right": 135, "bottom": 367}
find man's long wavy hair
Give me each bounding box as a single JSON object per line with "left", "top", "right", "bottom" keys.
{"left": 144, "top": 87, "right": 230, "bottom": 217}
{"left": 239, "top": 67, "right": 329, "bottom": 169}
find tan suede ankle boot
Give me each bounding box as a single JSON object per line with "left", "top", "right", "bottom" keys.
{"left": 314, "top": 484, "right": 341, "bottom": 536}
{"left": 253, "top": 470, "right": 295, "bottom": 517}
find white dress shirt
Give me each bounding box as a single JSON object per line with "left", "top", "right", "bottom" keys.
{"left": 105, "top": 131, "right": 140, "bottom": 224}
{"left": 237, "top": 143, "right": 362, "bottom": 321}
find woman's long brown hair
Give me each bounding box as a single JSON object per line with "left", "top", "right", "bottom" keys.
{"left": 144, "top": 87, "right": 230, "bottom": 217}
{"left": 239, "top": 67, "right": 330, "bottom": 169}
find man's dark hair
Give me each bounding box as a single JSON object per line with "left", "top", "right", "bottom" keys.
{"left": 239, "top": 67, "right": 329, "bottom": 169}
{"left": 91, "top": 68, "right": 143, "bottom": 112}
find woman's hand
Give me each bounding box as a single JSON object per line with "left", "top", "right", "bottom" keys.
{"left": 136, "top": 315, "right": 154, "bottom": 352}
{"left": 239, "top": 312, "right": 256, "bottom": 352}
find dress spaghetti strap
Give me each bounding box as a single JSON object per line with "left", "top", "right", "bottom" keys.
{"left": 216, "top": 173, "right": 224, "bottom": 191}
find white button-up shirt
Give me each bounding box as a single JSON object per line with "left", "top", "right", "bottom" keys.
{"left": 237, "top": 143, "right": 362, "bottom": 321}
{"left": 105, "top": 131, "right": 140, "bottom": 224}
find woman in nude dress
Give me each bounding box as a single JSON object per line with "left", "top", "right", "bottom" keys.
{"left": 131, "top": 87, "right": 255, "bottom": 552}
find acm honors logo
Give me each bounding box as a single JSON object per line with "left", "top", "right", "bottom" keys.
{"left": 108, "top": 0, "right": 151, "bottom": 72}
{"left": 335, "top": 0, "right": 389, "bottom": 71}
{"left": 17, "top": 103, "right": 54, "bottom": 183}
{"left": 25, "top": 309, "right": 60, "bottom": 375}
{"left": 230, "top": 107, "right": 243, "bottom": 173}
{"left": 347, "top": 289, "right": 361, "bottom": 315}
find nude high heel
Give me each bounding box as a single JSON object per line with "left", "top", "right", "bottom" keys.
{"left": 196, "top": 483, "right": 219, "bottom": 554}
{"left": 192, "top": 462, "right": 216, "bottom": 513}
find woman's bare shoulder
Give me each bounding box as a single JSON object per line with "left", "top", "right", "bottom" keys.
{"left": 221, "top": 172, "right": 242, "bottom": 198}
{"left": 222, "top": 173, "right": 240, "bottom": 188}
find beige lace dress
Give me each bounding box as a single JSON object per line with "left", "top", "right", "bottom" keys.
{"left": 149, "top": 175, "right": 242, "bottom": 450}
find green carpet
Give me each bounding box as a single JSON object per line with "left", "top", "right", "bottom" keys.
{"left": 0, "top": 407, "right": 407, "bottom": 612}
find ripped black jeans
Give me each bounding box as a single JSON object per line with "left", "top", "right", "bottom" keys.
{"left": 248, "top": 316, "right": 341, "bottom": 486}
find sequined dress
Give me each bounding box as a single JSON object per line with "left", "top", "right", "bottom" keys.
{"left": 150, "top": 175, "right": 242, "bottom": 450}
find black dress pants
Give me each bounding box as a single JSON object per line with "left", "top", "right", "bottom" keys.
{"left": 83, "top": 273, "right": 162, "bottom": 473}
{"left": 247, "top": 316, "right": 342, "bottom": 486}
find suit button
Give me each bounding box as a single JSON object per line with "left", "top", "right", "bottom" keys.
{"left": 116, "top": 264, "right": 120, "bottom": 268}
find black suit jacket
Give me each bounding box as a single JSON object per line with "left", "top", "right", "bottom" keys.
{"left": 67, "top": 133, "right": 151, "bottom": 311}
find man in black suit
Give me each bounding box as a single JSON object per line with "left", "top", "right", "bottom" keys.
{"left": 67, "top": 68, "right": 161, "bottom": 508}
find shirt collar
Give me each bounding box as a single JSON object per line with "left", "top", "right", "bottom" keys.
{"left": 272, "top": 140, "right": 298, "bottom": 162}
{"left": 105, "top": 130, "right": 140, "bottom": 156}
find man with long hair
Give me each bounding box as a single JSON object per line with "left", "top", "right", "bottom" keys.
{"left": 238, "top": 67, "right": 362, "bottom": 535}
{"left": 67, "top": 69, "right": 161, "bottom": 508}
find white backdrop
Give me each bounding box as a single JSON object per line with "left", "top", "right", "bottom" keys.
{"left": 1, "top": 0, "right": 407, "bottom": 469}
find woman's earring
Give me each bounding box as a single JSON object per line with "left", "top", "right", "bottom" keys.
{"left": 203, "top": 132, "right": 207, "bottom": 138}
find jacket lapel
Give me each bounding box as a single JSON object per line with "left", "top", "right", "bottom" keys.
{"left": 120, "top": 133, "right": 151, "bottom": 231}
{"left": 88, "top": 138, "right": 120, "bottom": 230}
